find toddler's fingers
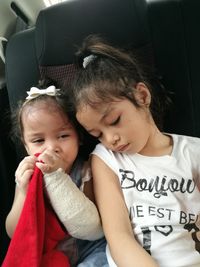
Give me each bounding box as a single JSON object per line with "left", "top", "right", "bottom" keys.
{"left": 17, "top": 155, "right": 37, "bottom": 168}
{"left": 15, "top": 156, "right": 37, "bottom": 190}
{"left": 15, "top": 162, "right": 35, "bottom": 180}
{"left": 15, "top": 156, "right": 37, "bottom": 176}
{"left": 37, "top": 150, "right": 64, "bottom": 173}
{"left": 15, "top": 169, "right": 34, "bottom": 189}
{"left": 36, "top": 162, "right": 50, "bottom": 173}
{"left": 38, "top": 152, "right": 55, "bottom": 166}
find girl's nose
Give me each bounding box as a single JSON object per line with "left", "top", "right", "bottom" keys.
{"left": 112, "top": 134, "right": 120, "bottom": 145}
{"left": 104, "top": 132, "right": 119, "bottom": 146}
{"left": 47, "top": 141, "right": 60, "bottom": 153}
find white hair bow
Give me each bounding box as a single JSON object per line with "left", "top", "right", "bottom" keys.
{"left": 26, "top": 85, "right": 60, "bottom": 100}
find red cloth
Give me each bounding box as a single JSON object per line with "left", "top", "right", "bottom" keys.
{"left": 2, "top": 166, "right": 70, "bottom": 267}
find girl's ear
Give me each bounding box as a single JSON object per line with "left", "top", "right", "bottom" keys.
{"left": 134, "top": 82, "right": 151, "bottom": 107}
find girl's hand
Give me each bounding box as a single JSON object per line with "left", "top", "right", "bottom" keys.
{"left": 15, "top": 155, "right": 37, "bottom": 193}
{"left": 36, "top": 149, "right": 66, "bottom": 173}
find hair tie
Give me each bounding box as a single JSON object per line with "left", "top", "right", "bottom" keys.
{"left": 83, "top": 54, "right": 97, "bottom": 68}
{"left": 26, "top": 86, "right": 60, "bottom": 100}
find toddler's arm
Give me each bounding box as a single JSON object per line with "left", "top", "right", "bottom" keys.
{"left": 36, "top": 149, "right": 104, "bottom": 240}
{"left": 5, "top": 156, "right": 37, "bottom": 237}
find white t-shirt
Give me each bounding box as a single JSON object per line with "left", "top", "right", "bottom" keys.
{"left": 92, "top": 134, "right": 200, "bottom": 267}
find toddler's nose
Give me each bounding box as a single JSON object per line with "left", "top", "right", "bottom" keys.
{"left": 47, "top": 142, "right": 60, "bottom": 153}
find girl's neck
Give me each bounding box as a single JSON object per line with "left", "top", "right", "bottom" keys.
{"left": 139, "top": 127, "right": 173, "bottom": 157}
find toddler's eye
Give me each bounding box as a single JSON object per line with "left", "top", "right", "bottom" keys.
{"left": 110, "top": 116, "right": 120, "bottom": 126}
{"left": 33, "top": 139, "right": 44, "bottom": 143}
{"left": 59, "top": 134, "right": 70, "bottom": 139}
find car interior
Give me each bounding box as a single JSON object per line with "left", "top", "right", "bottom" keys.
{"left": 1, "top": 0, "right": 200, "bottom": 264}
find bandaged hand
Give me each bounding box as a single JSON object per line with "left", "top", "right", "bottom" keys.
{"left": 44, "top": 169, "right": 104, "bottom": 241}
{"left": 36, "top": 149, "right": 67, "bottom": 173}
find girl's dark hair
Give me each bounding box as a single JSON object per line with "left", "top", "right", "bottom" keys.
{"left": 11, "top": 79, "right": 78, "bottom": 143}
{"left": 68, "top": 35, "right": 171, "bottom": 130}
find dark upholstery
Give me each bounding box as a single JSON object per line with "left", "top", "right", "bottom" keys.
{"left": 181, "top": 0, "right": 200, "bottom": 136}
{"left": 0, "top": 86, "right": 16, "bottom": 264}
{"left": 35, "top": 0, "right": 152, "bottom": 66}
{"left": 5, "top": 28, "right": 40, "bottom": 111}
{"left": 147, "top": 0, "right": 200, "bottom": 136}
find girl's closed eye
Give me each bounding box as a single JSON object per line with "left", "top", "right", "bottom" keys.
{"left": 110, "top": 116, "right": 120, "bottom": 126}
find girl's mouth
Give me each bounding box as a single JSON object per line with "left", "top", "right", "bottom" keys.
{"left": 116, "top": 144, "right": 129, "bottom": 152}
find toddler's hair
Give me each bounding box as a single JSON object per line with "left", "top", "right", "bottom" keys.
{"left": 11, "top": 80, "right": 77, "bottom": 144}
{"left": 68, "top": 35, "right": 171, "bottom": 130}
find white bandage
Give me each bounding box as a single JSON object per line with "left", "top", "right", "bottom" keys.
{"left": 43, "top": 168, "right": 104, "bottom": 240}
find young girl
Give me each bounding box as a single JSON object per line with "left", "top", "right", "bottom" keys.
{"left": 5, "top": 85, "right": 108, "bottom": 267}
{"left": 68, "top": 35, "right": 200, "bottom": 267}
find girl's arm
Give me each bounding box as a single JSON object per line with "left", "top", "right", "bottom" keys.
{"left": 92, "top": 155, "right": 159, "bottom": 267}
{"left": 5, "top": 156, "right": 36, "bottom": 237}
{"left": 5, "top": 187, "right": 26, "bottom": 238}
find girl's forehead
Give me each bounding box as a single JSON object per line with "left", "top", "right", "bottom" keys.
{"left": 21, "top": 101, "right": 69, "bottom": 125}
{"left": 23, "top": 100, "right": 60, "bottom": 114}
{"left": 79, "top": 98, "right": 122, "bottom": 113}
{"left": 77, "top": 100, "right": 123, "bottom": 126}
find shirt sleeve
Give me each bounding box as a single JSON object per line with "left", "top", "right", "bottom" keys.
{"left": 92, "top": 143, "right": 119, "bottom": 175}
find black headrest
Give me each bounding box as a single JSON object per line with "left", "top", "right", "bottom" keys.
{"left": 35, "top": 0, "right": 150, "bottom": 66}
{"left": 6, "top": 28, "right": 39, "bottom": 110}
